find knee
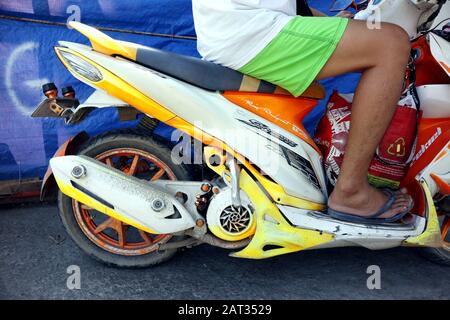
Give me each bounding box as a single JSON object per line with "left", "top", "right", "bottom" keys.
{"left": 382, "top": 23, "right": 411, "bottom": 63}
{"left": 389, "top": 24, "right": 411, "bottom": 53}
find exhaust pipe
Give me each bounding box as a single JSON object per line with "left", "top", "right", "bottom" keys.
{"left": 50, "top": 155, "right": 197, "bottom": 234}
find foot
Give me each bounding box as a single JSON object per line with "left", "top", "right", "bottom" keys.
{"left": 328, "top": 183, "right": 413, "bottom": 219}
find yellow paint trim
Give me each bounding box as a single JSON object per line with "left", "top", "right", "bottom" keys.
{"left": 55, "top": 47, "right": 176, "bottom": 122}
{"left": 209, "top": 222, "right": 256, "bottom": 242}
{"left": 203, "top": 148, "right": 333, "bottom": 258}
{"left": 231, "top": 170, "right": 334, "bottom": 259}
{"left": 404, "top": 180, "right": 443, "bottom": 248}
{"left": 55, "top": 177, "right": 158, "bottom": 234}
{"left": 204, "top": 147, "right": 325, "bottom": 211}
{"left": 69, "top": 21, "right": 137, "bottom": 60}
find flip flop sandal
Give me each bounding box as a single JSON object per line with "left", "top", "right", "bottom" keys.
{"left": 327, "top": 189, "right": 414, "bottom": 225}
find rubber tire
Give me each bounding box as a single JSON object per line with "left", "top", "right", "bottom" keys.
{"left": 419, "top": 247, "right": 450, "bottom": 266}
{"left": 418, "top": 214, "right": 450, "bottom": 266}
{"left": 57, "top": 130, "right": 193, "bottom": 268}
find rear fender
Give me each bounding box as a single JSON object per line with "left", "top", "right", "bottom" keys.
{"left": 40, "top": 131, "right": 90, "bottom": 201}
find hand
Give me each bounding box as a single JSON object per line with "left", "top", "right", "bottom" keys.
{"left": 335, "top": 10, "right": 354, "bottom": 18}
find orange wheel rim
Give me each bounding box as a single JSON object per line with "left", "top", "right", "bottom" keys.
{"left": 72, "top": 148, "right": 176, "bottom": 256}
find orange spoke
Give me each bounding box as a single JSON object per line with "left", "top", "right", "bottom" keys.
{"left": 127, "top": 155, "right": 140, "bottom": 176}
{"left": 94, "top": 217, "right": 128, "bottom": 248}
{"left": 116, "top": 221, "right": 126, "bottom": 248}
{"left": 76, "top": 148, "right": 177, "bottom": 254}
{"left": 105, "top": 157, "right": 113, "bottom": 167}
{"left": 80, "top": 204, "right": 92, "bottom": 211}
{"left": 94, "top": 217, "right": 115, "bottom": 234}
{"left": 138, "top": 230, "right": 153, "bottom": 245}
{"left": 151, "top": 168, "right": 165, "bottom": 181}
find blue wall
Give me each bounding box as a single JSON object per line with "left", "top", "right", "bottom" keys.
{"left": 0, "top": 0, "right": 359, "bottom": 182}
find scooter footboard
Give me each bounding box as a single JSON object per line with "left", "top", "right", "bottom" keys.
{"left": 50, "top": 155, "right": 196, "bottom": 234}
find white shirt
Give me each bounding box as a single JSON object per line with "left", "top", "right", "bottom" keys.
{"left": 192, "top": 0, "right": 296, "bottom": 70}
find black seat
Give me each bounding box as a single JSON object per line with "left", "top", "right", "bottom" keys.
{"left": 134, "top": 46, "right": 279, "bottom": 94}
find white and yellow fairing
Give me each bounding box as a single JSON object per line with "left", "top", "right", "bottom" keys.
{"left": 49, "top": 22, "right": 443, "bottom": 259}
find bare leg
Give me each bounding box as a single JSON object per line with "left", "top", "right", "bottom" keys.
{"left": 316, "top": 20, "right": 412, "bottom": 218}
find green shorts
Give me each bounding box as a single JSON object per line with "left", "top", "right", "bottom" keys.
{"left": 239, "top": 16, "right": 348, "bottom": 97}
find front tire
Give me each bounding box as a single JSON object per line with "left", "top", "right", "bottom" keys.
{"left": 57, "top": 130, "right": 193, "bottom": 268}
{"left": 419, "top": 215, "right": 450, "bottom": 266}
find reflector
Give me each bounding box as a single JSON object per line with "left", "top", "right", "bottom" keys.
{"left": 57, "top": 50, "right": 103, "bottom": 82}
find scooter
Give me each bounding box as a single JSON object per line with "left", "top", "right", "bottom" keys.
{"left": 32, "top": 0, "right": 450, "bottom": 268}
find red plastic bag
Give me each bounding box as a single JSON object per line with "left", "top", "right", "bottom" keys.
{"left": 315, "top": 84, "right": 419, "bottom": 189}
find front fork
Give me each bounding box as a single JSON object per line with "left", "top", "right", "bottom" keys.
{"left": 407, "top": 143, "right": 450, "bottom": 247}
{"left": 404, "top": 180, "right": 444, "bottom": 247}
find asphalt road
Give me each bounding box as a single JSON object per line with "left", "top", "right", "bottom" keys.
{"left": 0, "top": 203, "right": 449, "bottom": 300}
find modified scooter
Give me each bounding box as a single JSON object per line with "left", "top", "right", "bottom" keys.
{"left": 33, "top": 0, "right": 450, "bottom": 267}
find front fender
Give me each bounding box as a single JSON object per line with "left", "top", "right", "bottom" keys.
{"left": 40, "top": 131, "right": 90, "bottom": 201}
{"left": 404, "top": 180, "right": 443, "bottom": 248}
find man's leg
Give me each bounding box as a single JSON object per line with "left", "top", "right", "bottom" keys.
{"left": 316, "top": 20, "right": 412, "bottom": 218}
